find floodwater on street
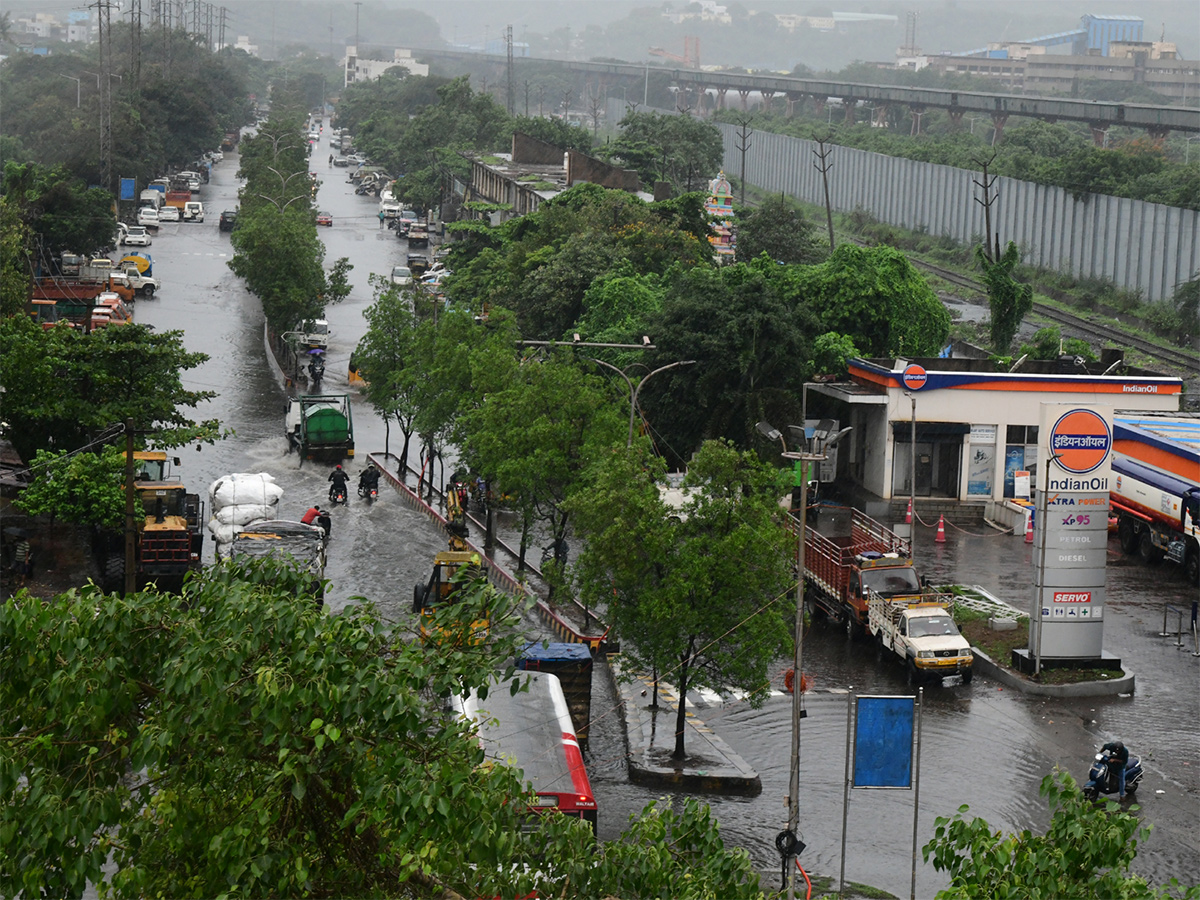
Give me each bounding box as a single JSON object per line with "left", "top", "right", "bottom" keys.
{"left": 135, "top": 130, "right": 1198, "bottom": 897}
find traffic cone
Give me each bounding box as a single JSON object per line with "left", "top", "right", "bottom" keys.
{"left": 1024, "top": 508, "right": 1034, "bottom": 544}
{"left": 935, "top": 514, "right": 946, "bottom": 543}
{"left": 905, "top": 497, "right": 912, "bottom": 524}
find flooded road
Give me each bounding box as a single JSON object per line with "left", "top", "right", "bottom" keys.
{"left": 137, "top": 133, "right": 1198, "bottom": 896}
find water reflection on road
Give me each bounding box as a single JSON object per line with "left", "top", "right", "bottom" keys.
{"left": 137, "top": 135, "right": 1199, "bottom": 897}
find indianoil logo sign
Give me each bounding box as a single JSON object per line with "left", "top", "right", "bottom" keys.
{"left": 1049, "top": 408, "right": 1111, "bottom": 475}
{"left": 901, "top": 364, "right": 928, "bottom": 391}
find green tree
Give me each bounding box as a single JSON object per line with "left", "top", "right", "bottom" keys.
{"left": 601, "top": 110, "right": 724, "bottom": 192}
{"left": 0, "top": 317, "right": 216, "bottom": 464}
{"left": 978, "top": 241, "right": 1034, "bottom": 354}
{"left": 789, "top": 242, "right": 951, "bottom": 358}
{"left": 0, "top": 563, "right": 767, "bottom": 899}
{"left": 641, "top": 259, "right": 817, "bottom": 464}
{"left": 13, "top": 447, "right": 128, "bottom": 530}
{"left": 2, "top": 161, "right": 116, "bottom": 262}
{"left": 460, "top": 352, "right": 624, "bottom": 572}
{"left": 570, "top": 440, "right": 793, "bottom": 759}
{"left": 0, "top": 192, "right": 30, "bottom": 317}
{"left": 923, "top": 771, "right": 1198, "bottom": 900}
{"left": 1017, "top": 326, "right": 1096, "bottom": 362}
{"left": 229, "top": 112, "right": 351, "bottom": 332}
{"left": 356, "top": 276, "right": 423, "bottom": 469}
{"left": 1171, "top": 277, "right": 1199, "bottom": 338}
{"left": 734, "top": 194, "right": 825, "bottom": 264}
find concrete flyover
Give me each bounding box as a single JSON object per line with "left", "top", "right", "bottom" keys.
{"left": 412, "top": 48, "right": 1200, "bottom": 140}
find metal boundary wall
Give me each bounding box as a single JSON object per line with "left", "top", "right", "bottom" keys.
{"left": 715, "top": 124, "right": 1200, "bottom": 302}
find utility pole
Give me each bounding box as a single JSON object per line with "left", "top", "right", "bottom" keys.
{"left": 523, "top": 79, "right": 531, "bottom": 117}
{"left": 94, "top": 0, "right": 114, "bottom": 196}
{"left": 733, "top": 114, "right": 753, "bottom": 206}
{"left": 972, "top": 153, "right": 1000, "bottom": 261}
{"left": 219, "top": 5, "right": 227, "bottom": 52}
{"left": 505, "top": 25, "right": 515, "bottom": 115}
{"left": 123, "top": 419, "right": 137, "bottom": 596}
{"left": 561, "top": 88, "right": 572, "bottom": 122}
{"left": 813, "top": 136, "right": 836, "bottom": 252}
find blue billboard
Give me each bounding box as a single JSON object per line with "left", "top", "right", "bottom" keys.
{"left": 852, "top": 696, "right": 914, "bottom": 788}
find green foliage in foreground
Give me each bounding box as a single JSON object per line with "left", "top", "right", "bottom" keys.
{"left": 0, "top": 562, "right": 765, "bottom": 899}
{"left": 924, "top": 771, "right": 1199, "bottom": 900}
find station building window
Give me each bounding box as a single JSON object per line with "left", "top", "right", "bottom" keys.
{"left": 1003, "top": 424, "right": 1039, "bottom": 498}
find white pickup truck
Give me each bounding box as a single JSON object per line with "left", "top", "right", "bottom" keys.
{"left": 868, "top": 594, "right": 974, "bottom": 685}
{"left": 79, "top": 260, "right": 160, "bottom": 297}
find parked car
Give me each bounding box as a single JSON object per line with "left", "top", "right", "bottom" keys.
{"left": 123, "top": 225, "right": 152, "bottom": 247}
{"left": 219, "top": 210, "right": 238, "bottom": 232}
{"left": 316, "top": 211, "right": 333, "bottom": 227}
{"left": 390, "top": 266, "right": 413, "bottom": 286}
{"left": 333, "top": 155, "right": 350, "bottom": 167}
{"left": 407, "top": 225, "right": 429, "bottom": 247}
{"left": 137, "top": 207, "right": 160, "bottom": 227}
{"left": 157, "top": 205, "right": 180, "bottom": 222}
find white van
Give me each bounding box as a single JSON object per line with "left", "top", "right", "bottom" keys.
{"left": 182, "top": 201, "right": 204, "bottom": 223}
{"left": 139, "top": 189, "right": 163, "bottom": 210}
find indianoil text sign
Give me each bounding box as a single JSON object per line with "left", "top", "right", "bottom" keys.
{"left": 1030, "top": 404, "right": 1112, "bottom": 660}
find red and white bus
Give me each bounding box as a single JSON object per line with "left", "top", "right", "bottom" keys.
{"left": 455, "top": 672, "right": 597, "bottom": 831}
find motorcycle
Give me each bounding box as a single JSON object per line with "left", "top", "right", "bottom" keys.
{"left": 1083, "top": 747, "right": 1143, "bottom": 800}
{"left": 357, "top": 481, "right": 379, "bottom": 503}
{"left": 329, "top": 482, "right": 348, "bottom": 505}
{"left": 315, "top": 512, "right": 332, "bottom": 539}
{"left": 308, "top": 353, "right": 325, "bottom": 390}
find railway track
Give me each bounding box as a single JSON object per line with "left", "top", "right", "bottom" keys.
{"left": 917, "top": 261, "right": 1199, "bottom": 374}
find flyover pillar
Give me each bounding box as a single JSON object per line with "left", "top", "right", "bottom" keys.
{"left": 873, "top": 103, "right": 890, "bottom": 128}
{"left": 761, "top": 90, "right": 776, "bottom": 113}
{"left": 843, "top": 97, "right": 857, "bottom": 124}
{"left": 1089, "top": 123, "right": 1109, "bottom": 147}
{"left": 990, "top": 113, "right": 1009, "bottom": 146}
{"left": 908, "top": 104, "right": 927, "bottom": 135}
{"left": 737, "top": 89, "right": 751, "bottom": 110}
{"left": 947, "top": 109, "right": 964, "bottom": 130}
{"left": 1145, "top": 125, "right": 1170, "bottom": 147}
{"left": 786, "top": 92, "right": 803, "bottom": 117}
{"left": 813, "top": 96, "right": 828, "bottom": 117}
{"left": 715, "top": 87, "right": 728, "bottom": 110}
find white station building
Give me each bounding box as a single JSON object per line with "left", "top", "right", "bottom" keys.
{"left": 810, "top": 349, "right": 1183, "bottom": 503}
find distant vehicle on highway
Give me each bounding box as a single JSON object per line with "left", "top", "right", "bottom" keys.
{"left": 123, "top": 225, "right": 152, "bottom": 247}
{"left": 219, "top": 210, "right": 238, "bottom": 232}
{"left": 158, "top": 206, "right": 180, "bottom": 223}
{"left": 137, "top": 207, "right": 160, "bottom": 227}
{"left": 316, "top": 211, "right": 333, "bottom": 227}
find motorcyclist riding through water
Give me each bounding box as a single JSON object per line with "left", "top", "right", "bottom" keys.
{"left": 359, "top": 463, "right": 381, "bottom": 497}
{"left": 328, "top": 464, "right": 350, "bottom": 502}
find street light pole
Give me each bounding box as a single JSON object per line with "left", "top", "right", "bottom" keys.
{"left": 758, "top": 420, "right": 851, "bottom": 900}
{"left": 588, "top": 358, "right": 696, "bottom": 446}
{"left": 59, "top": 74, "right": 82, "bottom": 107}
{"left": 904, "top": 391, "right": 916, "bottom": 525}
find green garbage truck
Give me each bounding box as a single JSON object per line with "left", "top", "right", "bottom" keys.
{"left": 285, "top": 394, "right": 355, "bottom": 462}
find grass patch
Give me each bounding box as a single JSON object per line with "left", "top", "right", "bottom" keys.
{"left": 803, "top": 873, "right": 897, "bottom": 900}
{"left": 960, "top": 617, "right": 1029, "bottom": 663}
{"left": 1034, "top": 667, "right": 1125, "bottom": 685}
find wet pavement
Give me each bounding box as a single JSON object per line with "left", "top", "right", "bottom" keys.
{"left": 133, "top": 131, "right": 1199, "bottom": 897}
